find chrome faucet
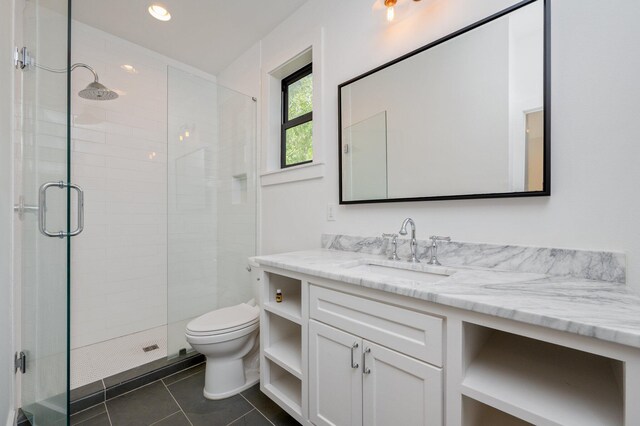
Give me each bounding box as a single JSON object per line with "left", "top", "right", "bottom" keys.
{"left": 428, "top": 235, "right": 451, "bottom": 266}
{"left": 398, "top": 218, "right": 419, "bottom": 263}
{"left": 382, "top": 233, "right": 400, "bottom": 261}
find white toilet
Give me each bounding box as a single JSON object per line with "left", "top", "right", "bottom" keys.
{"left": 185, "top": 302, "right": 260, "bottom": 399}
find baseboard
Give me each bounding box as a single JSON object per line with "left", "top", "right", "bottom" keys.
{"left": 6, "top": 409, "right": 15, "bottom": 426}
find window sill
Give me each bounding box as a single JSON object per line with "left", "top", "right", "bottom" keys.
{"left": 260, "top": 162, "right": 325, "bottom": 187}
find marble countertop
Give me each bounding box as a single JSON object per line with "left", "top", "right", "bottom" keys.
{"left": 253, "top": 249, "right": 640, "bottom": 349}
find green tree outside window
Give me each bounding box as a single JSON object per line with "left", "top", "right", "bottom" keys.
{"left": 282, "top": 65, "right": 313, "bottom": 167}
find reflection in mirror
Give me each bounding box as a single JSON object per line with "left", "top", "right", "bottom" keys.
{"left": 339, "top": 0, "right": 547, "bottom": 203}
{"left": 342, "top": 111, "right": 388, "bottom": 200}
{"left": 525, "top": 110, "right": 544, "bottom": 191}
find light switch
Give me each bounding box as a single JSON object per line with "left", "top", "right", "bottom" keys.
{"left": 327, "top": 203, "right": 337, "bottom": 221}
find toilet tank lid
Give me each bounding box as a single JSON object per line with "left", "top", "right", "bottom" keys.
{"left": 187, "top": 303, "right": 259, "bottom": 333}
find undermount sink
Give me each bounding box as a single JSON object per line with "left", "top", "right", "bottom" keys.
{"left": 344, "top": 261, "right": 456, "bottom": 283}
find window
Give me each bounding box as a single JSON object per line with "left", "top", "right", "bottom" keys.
{"left": 281, "top": 63, "right": 313, "bottom": 168}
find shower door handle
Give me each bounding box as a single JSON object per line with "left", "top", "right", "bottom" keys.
{"left": 39, "top": 181, "right": 85, "bottom": 238}
{"left": 68, "top": 183, "right": 85, "bottom": 237}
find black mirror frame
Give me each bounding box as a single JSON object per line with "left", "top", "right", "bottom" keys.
{"left": 338, "top": 0, "right": 550, "bottom": 205}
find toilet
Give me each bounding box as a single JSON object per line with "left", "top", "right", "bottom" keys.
{"left": 185, "top": 302, "right": 260, "bottom": 399}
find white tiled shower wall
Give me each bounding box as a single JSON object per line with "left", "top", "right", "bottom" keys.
{"left": 69, "top": 21, "right": 256, "bottom": 352}
{"left": 166, "top": 68, "right": 219, "bottom": 355}
{"left": 215, "top": 89, "right": 257, "bottom": 310}
{"left": 166, "top": 71, "right": 257, "bottom": 356}
{"left": 69, "top": 22, "right": 218, "bottom": 349}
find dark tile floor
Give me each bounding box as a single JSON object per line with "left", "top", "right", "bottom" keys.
{"left": 70, "top": 365, "right": 300, "bottom": 426}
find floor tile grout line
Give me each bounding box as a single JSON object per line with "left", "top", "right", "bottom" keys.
{"left": 252, "top": 408, "right": 277, "bottom": 426}
{"left": 103, "top": 401, "right": 114, "bottom": 426}
{"left": 69, "top": 402, "right": 106, "bottom": 422}
{"left": 148, "top": 410, "right": 181, "bottom": 426}
{"left": 240, "top": 394, "right": 276, "bottom": 426}
{"left": 104, "top": 378, "right": 163, "bottom": 401}
{"left": 162, "top": 363, "right": 206, "bottom": 387}
{"left": 162, "top": 379, "right": 195, "bottom": 426}
{"left": 225, "top": 408, "right": 257, "bottom": 426}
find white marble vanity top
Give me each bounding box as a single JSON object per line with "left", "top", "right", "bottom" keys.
{"left": 253, "top": 249, "right": 640, "bottom": 349}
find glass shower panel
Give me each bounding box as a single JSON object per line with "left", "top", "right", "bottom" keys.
{"left": 167, "top": 67, "right": 256, "bottom": 356}
{"left": 215, "top": 86, "right": 258, "bottom": 309}
{"left": 18, "top": 0, "right": 71, "bottom": 424}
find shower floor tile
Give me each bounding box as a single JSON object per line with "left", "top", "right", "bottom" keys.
{"left": 71, "top": 326, "right": 167, "bottom": 389}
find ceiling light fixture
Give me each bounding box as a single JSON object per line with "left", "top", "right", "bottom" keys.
{"left": 385, "top": 0, "right": 397, "bottom": 21}
{"left": 148, "top": 4, "right": 171, "bottom": 21}
{"left": 384, "top": 0, "right": 422, "bottom": 22}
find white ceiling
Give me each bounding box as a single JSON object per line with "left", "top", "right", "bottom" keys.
{"left": 72, "top": 0, "right": 308, "bottom": 75}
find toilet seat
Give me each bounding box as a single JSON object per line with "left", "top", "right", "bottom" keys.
{"left": 186, "top": 303, "right": 259, "bottom": 337}
{"left": 183, "top": 301, "right": 261, "bottom": 400}
{"left": 185, "top": 321, "right": 259, "bottom": 346}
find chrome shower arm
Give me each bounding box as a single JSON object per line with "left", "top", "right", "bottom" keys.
{"left": 16, "top": 47, "right": 116, "bottom": 101}
{"left": 34, "top": 62, "right": 100, "bottom": 82}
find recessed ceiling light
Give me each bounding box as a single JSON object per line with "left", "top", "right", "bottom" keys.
{"left": 148, "top": 4, "right": 171, "bottom": 21}
{"left": 120, "top": 64, "right": 138, "bottom": 74}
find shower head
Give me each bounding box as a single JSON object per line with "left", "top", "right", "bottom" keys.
{"left": 32, "top": 60, "right": 119, "bottom": 101}
{"left": 78, "top": 81, "right": 119, "bottom": 101}
{"left": 21, "top": 48, "right": 119, "bottom": 101}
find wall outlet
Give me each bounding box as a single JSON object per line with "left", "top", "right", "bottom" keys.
{"left": 327, "top": 203, "right": 337, "bottom": 221}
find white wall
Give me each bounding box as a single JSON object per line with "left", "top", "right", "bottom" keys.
{"left": 70, "top": 22, "right": 219, "bottom": 349}
{"left": 0, "top": 0, "right": 15, "bottom": 422}
{"left": 71, "top": 22, "right": 257, "bottom": 353}
{"left": 166, "top": 67, "right": 257, "bottom": 356}
{"left": 70, "top": 21, "right": 170, "bottom": 348}
{"left": 219, "top": 0, "right": 640, "bottom": 291}
{"left": 166, "top": 68, "right": 219, "bottom": 355}
{"left": 215, "top": 86, "right": 258, "bottom": 309}
{"left": 218, "top": 42, "right": 263, "bottom": 254}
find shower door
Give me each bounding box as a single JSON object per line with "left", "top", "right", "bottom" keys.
{"left": 16, "top": 0, "right": 72, "bottom": 424}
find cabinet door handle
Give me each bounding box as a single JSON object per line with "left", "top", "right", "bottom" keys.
{"left": 363, "top": 347, "right": 371, "bottom": 374}
{"left": 350, "top": 342, "right": 359, "bottom": 369}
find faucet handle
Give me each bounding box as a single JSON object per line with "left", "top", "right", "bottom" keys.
{"left": 382, "top": 233, "right": 400, "bottom": 261}
{"left": 427, "top": 236, "right": 450, "bottom": 266}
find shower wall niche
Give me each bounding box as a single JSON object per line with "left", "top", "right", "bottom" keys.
{"left": 69, "top": 21, "right": 256, "bottom": 388}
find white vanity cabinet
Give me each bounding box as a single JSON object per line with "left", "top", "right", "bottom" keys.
{"left": 257, "top": 264, "right": 640, "bottom": 426}
{"left": 308, "top": 320, "right": 363, "bottom": 426}
{"left": 309, "top": 318, "right": 442, "bottom": 426}
{"left": 308, "top": 284, "right": 443, "bottom": 425}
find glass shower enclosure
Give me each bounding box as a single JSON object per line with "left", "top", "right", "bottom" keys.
{"left": 16, "top": 0, "right": 72, "bottom": 424}
{"left": 14, "top": 3, "right": 257, "bottom": 424}
{"left": 166, "top": 67, "right": 257, "bottom": 356}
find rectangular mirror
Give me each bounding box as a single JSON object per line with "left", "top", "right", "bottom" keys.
{"left": 339, "top": 0, "right": 549, "bottom": 204}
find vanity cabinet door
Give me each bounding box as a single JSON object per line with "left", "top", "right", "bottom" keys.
{"left": 309, "top": 320, "right": 363, "bottom": 426}
{"left": 362, "top": 340, "right": 443, "bottom": 426}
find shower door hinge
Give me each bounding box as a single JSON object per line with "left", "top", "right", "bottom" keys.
{"left": 15, "top": 351, "right": 26, "bottom": 374}
{"left": 14, "top": 47, "right": 32, "bottom": 70}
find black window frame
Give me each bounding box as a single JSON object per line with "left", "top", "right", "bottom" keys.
{"left": 281, "top": 63, "right": 313, "bottom": 169}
